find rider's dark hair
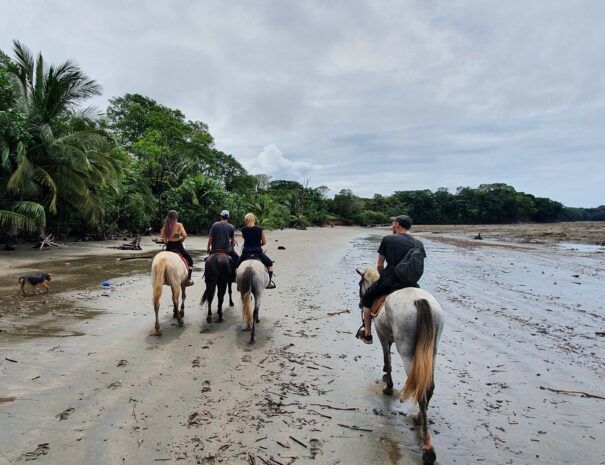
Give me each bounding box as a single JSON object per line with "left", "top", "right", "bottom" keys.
{"left": 161, "top": 210, "right": 178, "bottom": 240}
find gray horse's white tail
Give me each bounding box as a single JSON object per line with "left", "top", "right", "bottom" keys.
{"left": 240, "top": 266, "right": 254, "bottom": 327}
{"left": 401, "top": 298, "right": 436, "bottom": 404}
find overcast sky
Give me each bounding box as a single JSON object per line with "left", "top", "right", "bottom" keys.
{"left": 2, "top": 1, "right": 603, "bottom": 207}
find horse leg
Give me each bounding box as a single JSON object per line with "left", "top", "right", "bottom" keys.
{"left": 380, "top": 339, "right": 394, "bottom": 395}
{"left": 418, "top": 385, "right": 436, "bottom": 465}
{"left": 153, "top": 296, "right": 161, "bottom": 336}
{"left": 180, "top": 283, "right": 186, "bottom": 319}
{"left": 228, "top": 282, "right": 234, "bottom": 307}
{"left": 172, "top": 285, "right": 183, "bottom": 326}
{"left": 250, "top": 293, "right": 261, "bottom": 344}
{"left": 205, "top": 285, "right": 215, "bottom": 324}
{"left": 216, "top": 281, "right": 227, "bottom": 322}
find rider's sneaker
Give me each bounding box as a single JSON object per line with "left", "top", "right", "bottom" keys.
{"left": 266, "top": 281, "right": 276, "bottom": 289}
{"left": 355, "top": 327, "right": 373, "bottom": 344}
{"left": 185, "top": 279, "right": 194, "bottom": 287}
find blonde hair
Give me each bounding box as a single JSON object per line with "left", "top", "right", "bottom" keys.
{"left": 244, "top": 213, "right": 257, "bottom": 227}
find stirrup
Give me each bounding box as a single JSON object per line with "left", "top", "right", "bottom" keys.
{"left": 266, "top": 281, "right": 276, "bottom": 289}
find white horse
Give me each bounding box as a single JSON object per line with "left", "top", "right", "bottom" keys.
{"left": 236, "top": 259, "right": 269, "bottom": 343}
{"left": 151, "top": 251, "right": 189, "bottom": 335}
{"left": 357, "top": 267, "right": 445, "bottom": 465}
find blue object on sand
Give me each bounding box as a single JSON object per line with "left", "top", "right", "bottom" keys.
{"left": 102, "top": 281, "right": 110, "bottom": 287}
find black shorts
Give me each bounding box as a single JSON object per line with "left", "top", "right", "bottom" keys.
{"left": 166, "top": 241, "right": 193, "bottom": 266}
{"left": 238, "top": 251, "right": 273, "bottom": 268}
{"left": 361, "top": 276, "right": 417, "bottom": 309}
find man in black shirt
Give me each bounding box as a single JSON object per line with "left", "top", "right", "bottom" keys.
{"left": 356, "top": 215, "right": 426, "bottom": 344}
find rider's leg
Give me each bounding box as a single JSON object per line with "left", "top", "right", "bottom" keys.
{"left": 362, "top": 306, "right": 372, "bottom": 336}
{"left": 180, "top": 247, "right": 194, "bottom": 285}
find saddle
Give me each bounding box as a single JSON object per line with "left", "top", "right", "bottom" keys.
{"left": 167, "top": 250, "right": 189, "bottom": 270}
{"left": 370, "top": 295, "right": 388, "bottom": 318}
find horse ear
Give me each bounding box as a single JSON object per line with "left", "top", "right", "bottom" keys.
{"left": 356, "top": 268, "right": 363, "bottom": 276}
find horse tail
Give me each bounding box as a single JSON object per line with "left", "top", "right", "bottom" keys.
{"left": 401, "top": 298, "right": 436, "bottom": 404}
{"left": 151, "top": 255, "right": 167, "bottom": 307}
{"left": 240, "top": 266, "right": 254, "bottom": 327}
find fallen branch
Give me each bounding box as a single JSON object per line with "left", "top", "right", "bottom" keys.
{"left": 337, "top": 423, "right": 373, "bottom": 432}
{"left": 309, "top": 403, "right": 357, "bottom": 411}
{"left": 289, "top": 436, "right": 307, "bottom": 449}
{"left": 308, "top": 409, "right": 332, "bottom": 419}
{"left": 539, "top": 386, "right": 605, "bottom": 400}
{"left": 327, "top": 309, "right": 350, "bottom": 316}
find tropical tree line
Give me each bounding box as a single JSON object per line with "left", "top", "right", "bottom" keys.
{"left": 0, "top": 42, "right": 600, "bottom": 241}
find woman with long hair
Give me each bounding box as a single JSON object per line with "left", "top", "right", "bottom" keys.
{"left": 236, "top": 212, "right": 275, "bottom": 289}
{"left": 160, "top": 210, "right": 194, "bottom": 286}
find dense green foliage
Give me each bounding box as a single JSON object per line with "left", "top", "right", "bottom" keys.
{"left": 0, "top": 42, "right": 600, "bottom": 239}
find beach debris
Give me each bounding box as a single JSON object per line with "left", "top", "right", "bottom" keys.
{"left": 289, "top": 435, "right": 307, "bottom": 448}
{"left": 5, "top": 357, "right": 18, "bottom": 363}
{"left": 474, "top": 233, "right": 483, "bottom": 240}
{"left": 57, "top": 407, "right": 75, "bottom": 421}
{"left": 116, "top": 359, "right": 128, "bottom": 367}
{"left": 278, "top": 246, "right": 286, "bottom": 250}
{"left": 539, "top": 386, "right": 605, "bottom": 400}
{"left": 102, "top": 281, "right": 110, "bottom": 287}
{"left": 23, "top": 443, "right": 49, "bottom": 460}
{"left": 337, "top": 423, "right": 373, "bottom": 432}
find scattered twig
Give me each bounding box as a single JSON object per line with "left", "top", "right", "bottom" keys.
{"left": 289, "top": 436, "right": 307, "bottom": 448}
{"left": 31, "top": 375, "right": 40, "bottom": 381}
{"left": 310, "top": 403, "right": 357, "bottom": 411}
{"left": 276, "top": 441, "right": 290, "bottom": 449}
{"left": 308, "top": 409, "right": 332, "bottom": 419}
{"left": 257, "top": 456, "right": 272, "bottom": 465}
{"left": 337, "top": 423, "right": 373, "bottom": 432}
{"left": 327, "top": 309, "right": 350, "bottom": 316}
{"left": 5, "top": 357, "right": 17, "bottom": 363}
{"left": 539, "top": 386, "right": 605, "bottom": 400}
{"left": 255, "top": 436, "right": 268, "bottom": 442}
{"left": 248, "top": 454, "right": 257, "bottom": 465}
{"left": 306, "top": 365, "right": 319, "bottom": 370}
{"left": 595, "top": 331, "right": 605, "bottom": 337}
{"left": 270, "top": 457, "right": 284, "bottom": 465}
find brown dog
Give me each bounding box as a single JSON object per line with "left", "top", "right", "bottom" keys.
{"left": 18, "top": 273, "right": 52, "bottom": 295}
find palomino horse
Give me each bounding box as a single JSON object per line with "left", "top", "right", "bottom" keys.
{"left": 357, "top": 267, "right": 444, "bottom": 465}
{"left": 201, "top": 252, "right": 234, "bottom": 323}
{"left": 151, "top": 251, "right": 189, "bottom": 335}
{"left": 236, "top": 259, "right": 269, "bottom": 343}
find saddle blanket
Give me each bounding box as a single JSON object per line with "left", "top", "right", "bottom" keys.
{"left": 370, "top": 295, "right": 388, "bottom": 318}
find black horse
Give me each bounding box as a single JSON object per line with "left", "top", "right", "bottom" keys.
{"left": 201, "top": 253, "right": 235, "bottom": 323}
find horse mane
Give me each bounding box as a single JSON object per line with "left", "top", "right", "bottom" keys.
{"left": 363, "top": 267, "right": 380, "bottom": 284}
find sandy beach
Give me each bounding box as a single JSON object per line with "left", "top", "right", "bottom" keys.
{"left": 1, "top": 225, "right": 604, "bottom": 464}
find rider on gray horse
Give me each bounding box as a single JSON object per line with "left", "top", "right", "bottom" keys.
{"left": 236, "top": 212, "right": 276, "bottom": 289}
{"left": 357, "top": 214, "right": 426, "bottom": 344}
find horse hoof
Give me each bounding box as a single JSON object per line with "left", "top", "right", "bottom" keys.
{"left": 382, "top": 374, "right": 390, "bottom": 382}
{"left": 229, "top": 302, "right": 234, "bottom": 307}
{"left": 422, "top": 447, "right": 436, "bottom": 464}
{"left": 249, "top": 338, "right": 256, "bottom": 345}
{"left": 413, "top": 414, "right": 422, "bottom": 425}
{"left": 217, "top": 317, "right": 224, "bottom": 323}
{"left": 179, "top": 310, "right": 184, "bottom": 318}
{"left": 383, "top": 386, "right": 393, "bottom": 395}
{"left": 155, "top": 330, "right": 162, "bottom": 336}
{"left": 173, "top": 313, "right": 178, "bottom": 319}
{"left": 206, "top": 316, "right": 212, "bottom": 324}
{"left": 255, "top": 317, "right": 260, "bottom": 323}
{"left": 177, "top": 318, "right": 184, "bottom": 327}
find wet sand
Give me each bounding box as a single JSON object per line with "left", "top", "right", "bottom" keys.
{"left": 0, "top": 226, "right": 604, "bottom": 464}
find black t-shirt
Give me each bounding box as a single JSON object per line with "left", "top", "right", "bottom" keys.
{"left": 241, "top": 226, "right": 263, "bottom": 253}
{"left": 378, "top": 233, "right": 426, "bottom": 279}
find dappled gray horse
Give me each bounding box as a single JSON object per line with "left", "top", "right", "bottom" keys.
{"left": 237, "top": 259, "right": 269, "bottom": 343}
{"left": 358, "top": 267, "right": 445, "bottom": 465}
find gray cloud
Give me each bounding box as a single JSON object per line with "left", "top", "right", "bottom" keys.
{"left": 2, "top": 0, "right": 603, "bottom": 206}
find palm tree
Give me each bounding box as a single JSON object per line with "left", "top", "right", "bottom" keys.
{"left": 0, "top": 40, "right": 121, "bottom": 232}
